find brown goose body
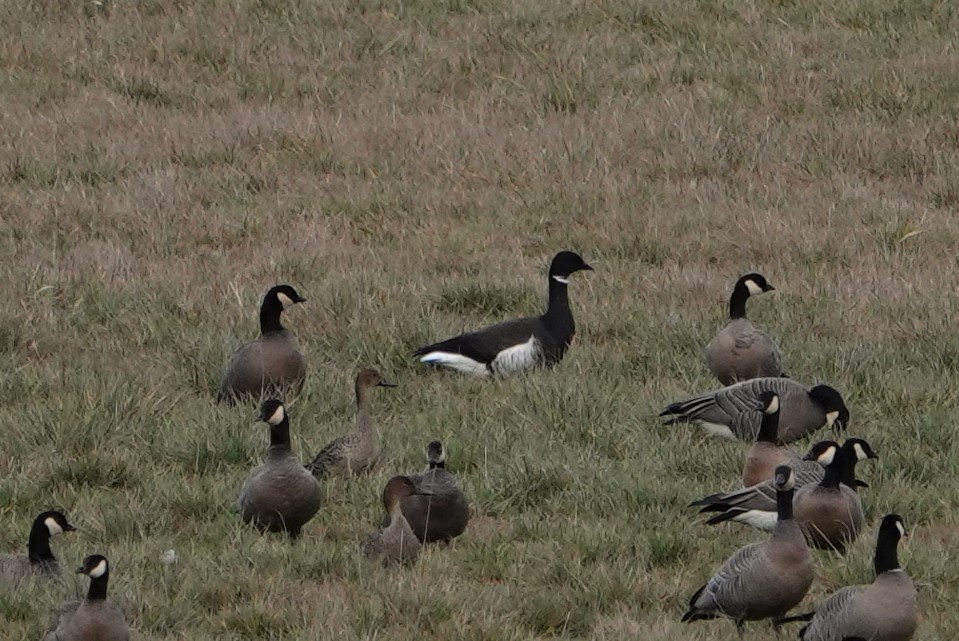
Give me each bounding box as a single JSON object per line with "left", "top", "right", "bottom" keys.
{"left": 363, "top": 476, "right": 425, "bottom": 564}
{"left": 43, "top": 555, "right": 131, "bottom": 641}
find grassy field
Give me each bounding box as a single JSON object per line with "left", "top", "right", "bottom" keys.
{"left": 1, "top": 0, "right": 958, "bottom": 638}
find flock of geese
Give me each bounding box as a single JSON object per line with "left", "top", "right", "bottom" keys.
{"left": 2, "top": 250, "right": 918, "bottom": 640}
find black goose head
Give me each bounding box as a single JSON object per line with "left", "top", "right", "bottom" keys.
{"left": 843, "top": 438, "right": 879, "bottom": 462}
{"left": 808, "top": 385, "right": 850, "bottom": 432}
{"left": 426, "top": 440, "right": 446, "bottom": 469}
{"left": 256, "top": 399, "right": 287, "bottom": 426}
{"left": 548, "top": 251, "right": 593, "bottom": 284}
{"left": 802, "top": 440, "right": 840, "bottom": 465}
{"left": 875, "top": 513, "right": 907, "bottom": 574}
{"left": 76, "top": 553, "right": 111, "bottom": 601}
{"left": 33, "top": 510, "right": 76, "bottom": 538}
{"left": 259, "top": 284, "right": 306, "bottom": 334}
{"left": 772, "top": 465, "right": 796, "bottom": 492}
{"left": 734, "top": 273, "right": 775, "bottom": 296}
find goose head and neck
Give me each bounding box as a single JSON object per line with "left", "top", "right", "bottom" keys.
{"left": 839, "top": 438, "right": 879, "bottom": 488}
{"left": 259, "top": 284, "right": 306, "bottom": 336}
{"left": 874, "top": 514, "right": 906, "bottom": 575}
{"left": 755, "top": 392, "right": 781, "bottom": 444}
{"left": 257, "top": 399, "right": 291, "bottom": 451}
{"left": 542, "top": 250, "right": 592, "bottom": 339}
{"left": 27, "top": 511, "right": 75, "bottom": 565}
{"left": 77, "top": 554, "right": 111, "bottom": 602}
{"left": 803, "top": 440, "right": 843, "bottom": 489}
{"left": 728, "top": 273, "right": 773, "bottom": 320}
{"left": 773, "top": 465, "right": 797, "bottom": 524}
{"left": 426, "top": 440, "right": 447, "bottom": 470}
{"left": 808, "top": 385, "right": 850, "bottom": 433}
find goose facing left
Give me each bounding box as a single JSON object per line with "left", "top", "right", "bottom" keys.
{"left": 704, "top": 273, "right": 784, "bottom": 385}
{"left": 0, "top": 510, "right": 75, "bottom": 585}
{"left": 43, "top": 554, "right": 131, "bottom": 641}
{"left": 414, "top": 250, "right": 592, "bottom": 377}
{"left": 217, "top": 284, "right": 307, "bottom": 405}
{"left": 237, "top": 399, "right": 322, "bottom": 540}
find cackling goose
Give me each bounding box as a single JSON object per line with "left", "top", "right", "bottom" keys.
{"left": 682, "top": 465, "right": 815, "bottom": 632}
{"left": 661, "top": 377, "right": 850, "bottom": 443}
{"left": 217, "top": 284, "right": 307, "bottom": 404}
{"left": 237, "top": 399, "right": 322, "bottom": 540}
{"left": 799, "top": 514, "right": 917, "bottom": 641}
{"left": 43, "top": 554, "right": 131, "bottom": 641}
{"left": 0, "top": 510, "right": 75, "bottom": 584}
{"left": 414, "top": 251, "right": 592, "bottom": 377}
{"left": 384, "top": 441, "right": 470, "bottom": 543}
{"left": 704, "top": 273, "right": 784, "bottom": 385}
{"left": 362, "top": 476, "right": 429, "bottom": 564}
{"left": 306, "top": 368, "right": 395, "bottom": 479}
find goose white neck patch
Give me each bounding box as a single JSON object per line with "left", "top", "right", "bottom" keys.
{"left": 552, "top": 275, "right": 570, "bottom": 284}
{"left": 276, "top": 292, "right": 295, "bottom": 308}
{"left": 817, "top": 446, "right": 837, "bottom": 466}
{"left": 267, "top": 405, "right": 286, "bottom": 425}
{"left": 824, "top": 411, "right": 840, "bottom": 427}
{"left": 895, "top": 521, "right": 906, "bottom": 538}
{"left": 44, "top": 518, "right": 63, "bottom": 536}
{"left": 88, "top": 560, "right": 108, "bottom": 578}
{"left": 744, "top": 279, "right": 763, "bottom": 295}
{"left": 853, "top": 442, "right": 868, "bottom": 461}
{"left": 765, "top": 396, "right": 780, "bottom": 414}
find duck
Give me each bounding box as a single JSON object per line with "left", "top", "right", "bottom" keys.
{"left": 237, "top": 399, "right": 322, "bottom": 540}
{"left": 694, "top": 439, "right": 877, "bottom": 533}
{"left": 43, "top": 554, "right": 131, "bottom": 641}
{"left": 794, "top": 438, "right": 878, "bottom": 552}
{"left": 797, "top": 514, "right": 918, "bottom": 641}
{"left": 661, "top": 377, "right": 850, "bottom": 443}
{"left": 414, "top": 251, "right": 592, "bottom": 377}
{"left": 0, "top": 510, "right": 75, "bottom": 584}
{"left": 386, "top": 441, "right": 470, "bottom": 543}
{"left": 362, "top": 476, "right": 430, "bottom": 564}
{"left": 704, "top": 273, "right": 784, "bottom": 385}
{"left": 682, "top": 465, "right": 815, "bottom": 633}
{"left": 217, "top": 284, "right": 307, "bottom": 404}
{"left": 306, "top": 369, "right": 395, "bottom": 479}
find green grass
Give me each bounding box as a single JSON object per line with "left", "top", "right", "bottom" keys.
{"left": 1, "top": 0, "right": 958, "bottom": 638}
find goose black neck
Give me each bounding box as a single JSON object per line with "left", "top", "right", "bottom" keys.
{"left": 86, "top": 573, "right": 109, "bottom": 601}
{"left": 820, "top": 454, "right": 844, "bottom": 489}
{"left": 27, "top": 526, "right": 55, "bottom": 565}
{"left": 728, "top": 285, "right": 749, "bottom": 320}
{"left": 428, "top": 461, "right": 446, "bottom": 470}
{"left": 259, "top": 297, "right": 285, "bottom": 335}
{"left": 269, "top": 419, "right": 292, "bottom": 451}
{"left": 756, "top": 411, "right": 780, "bottom": 444}
{"left": 840, "top": 459, "right": 860, "bottom": 488}
{"left": 776, "top": 487, "right": 794, "bottom": 521}
{"left": 542, "top": 276, "right": 574, "bottom": 335}
{"left": 874, "top": 531, "right": 901, "bottom": 574}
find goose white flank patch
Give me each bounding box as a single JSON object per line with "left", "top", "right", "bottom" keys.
{"left": 414, "top": 250, "right": 592, "bottom": 377}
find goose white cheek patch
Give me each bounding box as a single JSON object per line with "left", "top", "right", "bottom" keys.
{"left": 552, "top": 275, "right": 570, "bottom": 284}
{"left": 765, "top": 396, "right": 780, "bottom": 414}
{"left": 817, "top": 447, "right": 837, "bottom": 466}
{"left": 88, "top": 560, "right": 108, "bottom": 578}
{"left": 44, "top": 518, "right": 63, "bottom": 536}
{"left": 896, "top": 521, "right": 906, "bottom": 538}
{"left": 745, "top": 279, "right": 763, "bottom": 295}
{"left": 853, "top": 443, "right": 867, "bottom": 460}
{"left": 267, "top": 405, "right": 285, "bottom": 425}
{"left": 276, "top": 292, "right": 295, "bottom": 308}
{"left": 824, "top": 411, "right": 839, "bottom": 427}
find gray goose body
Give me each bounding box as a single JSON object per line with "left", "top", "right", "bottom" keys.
{"left": 43, "top": 555, "right": 130, "bottom": 641}
{"left": 661, "top": 377, "right": 849, "bottom": 443}
{"left": 0, "top": 511, "right": 75, "bottom": 585}
{"left": 238, "top": 400, "right": 321, "bottom": 540}
{"left": 800, "top": 515, "right": 917, "bottom": 641}
{"left": 217, "top": 285, "right": 307, "bottom": 405}
{"left": 384, "top": 441, "right": 470, "bottom": 543}
{"left": 683, "top": 466, "right": 814, "bottom": 632}
{"left": 306, "top": 369, "right": 395, "bottom": 479}
{"left": 704, "top": 273, "right": 783, "bottom": 385}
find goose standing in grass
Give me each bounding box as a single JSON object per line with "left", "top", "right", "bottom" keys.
{"left": 414, "top": 250, "right": 592, "bottom": 377}
{"left": 43, "top": 554, "right": 131, "bottom": 641}
{"left": 0, "top": 511, "right": 75, "bottom": 584}
{"left": 704, "top": 273, "right": 784, "bottom": 385}
{"left": 797, "top": 514, "right": 917, "bottom": 641}
{"left": 661, "top": 378, "right": 850, "bottom": 443}
{"left": 306, "top": 368, "right": 395, "bottom": 479}
{"left": 794, "top": 438, "right": 878, "bottom": 553}
{"left": 363, "top": 476, "right": 430, "bottom": 564}
{"left": 389, "top": 441, "right": 470, "bottom": 543}
{"left": 682, "top": 465, "right": 814, "bottom": 633}
{"left": 238, "top": 399, "right": 321, "bottom": 540}
{"left": 217, "top": 284, "right": 307, "bottom": 404}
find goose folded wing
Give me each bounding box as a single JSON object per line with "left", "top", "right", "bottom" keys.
{"left": 416, "top": 317, "right": 543, "bottom": 364}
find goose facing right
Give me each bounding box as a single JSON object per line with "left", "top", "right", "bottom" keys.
{"left": 363, "top": 476, "right": 431, "bottom": 564}
{"left": 43, "top": 554, "right": 131, "bottom": 641}
{"left": 799, "top": 514, "right": 918, "bottom": 641}
{"left": 682, "top": 465, "right": 814, "bottom": 633}
{"left": 704, "top": 273, "right": 784, "bottom": 385}
{"left": 414, "top": 250, "right": 592, "bottom": 377}
{"left": 0, "top": 510, "right": 75, "bottom": 585}
{"left": 661, "top": 377, "right": 850, "bottom": 443}
{"left": 217, "top": 284, "right": 307, "bottom": 405}
{"left": 237, "top": 399, "right": 322, "bottom": 540}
